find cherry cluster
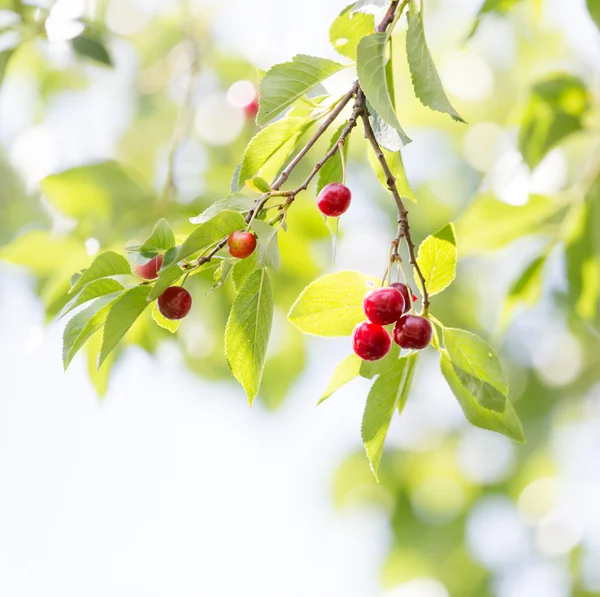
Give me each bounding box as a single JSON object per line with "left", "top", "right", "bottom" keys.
{"left": 133, "top": 230, "right": 257, "bottom": 321}
{"left": 353, "top": 283, "right": 432, "bottom": 361}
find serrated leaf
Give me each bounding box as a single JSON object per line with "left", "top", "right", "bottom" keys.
{"left": 362, "top": 357, "right": 414, "bottom": 480}
{"left": 152, "top": 302, "right": 181, "bottom": 333}
{"left": 257, "top": 55, "right": 345, "bottom": 126}
{"left": 139, "top": 219, "right": 176, "bottom": 253}
{"left": 59, "top": 279, "right": 124, "bottom": 319}
{"left": 415, "top": 222, "right": 456, "bottom": 296}
{"left": 71, "top": 34, "right": 113, "bottom": 66}
{"left": 588, "top": 0, "right": 600, "bottom": 31}
{"left": 406, "top": 6, "right": 464, "bottom": 123}
{"left": 330, "top": 4, "right": 375, "bottom": 60}
{"left": 178, "top": 210, "right": 246, "bottom": 262}
{"left": 69, "top": 251, "right": 131, "bottom": 294}
{"left": 99, "top": 285, "right": 152, "bottom": 367}
{"left": 359, "top": 342, "right": 400, "bottom": 379}
{"left": 455, "top": 194, "right": 561, "bottom": 256}
{"left": 352, "top": 0, "right": 389, "bottom": 14}
{"left": 357, "top": 33, "right": 411, "bottom": 148}
{"left": 238, "top": 117, "right": 308, "bottom": 185}
{"left": 288, "top": 271, "right": 380, "bottom": 336}
{"left": 251, "top": 220, "right": 280, "bottom": 270}
{"left": 318, "top": 353, "right": 363, "bottom": 404}
{"left": 443, "top": 327, "right": 507, "bottom": 412}
{"left": 209, "top": 259, "right": 234, "bottom": 293}
{"left": 367, "top": 145, "right": 416, "bottom": 202}
{"left": 519, "top": 74, "right": 590, "bottom": 169}
{"left": 232, "top": 252, "right": 258, "bottom": 291}
{"left": 190, "top": 195, "right": 255, "bottom": 225}
{"left": 225, "top": 268, "right": 274, "bottom": 404}
{"left": 440, "top": 352, "right": 524, "bottom": 442}
{"left": 63, "top": 293, "right": 121, "bottom": 369}
{"left": 147, "top": 263, "right": 184, "bottom": 301}
{"left": 317, "top": 123, "right": 350, "bottom": 195}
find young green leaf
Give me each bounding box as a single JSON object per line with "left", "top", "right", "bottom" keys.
{"left": 317, "top": 124, "right": 349, "bottom": 194}
{"left": 238, "top": 117, "right": 308, "bottom": 185}
{"left": 152, "top": 302, "right": 181, "bottom": 333}
{"left": 318, "top": 353, "right": 363, "bottom": 404}
{"left": 59, "top": 279, "right": 124, "bottom": 319}
{"left": 329, "top": 4, "right": 375, "bottom": 60}
{"left": 71, "top": 34, "right": 113, "bottom": 66}
{"left": 440, "top": 352, "right": 524, "bottom": 442}
{"left": 361, "top": 356, "right": 414, "bottom": 480}
{"left": 367, "top": 145, "right": 416, "bottom": 202}
{"left": 443, "top": 327, "right": 508, "bottom": 412}
{"left": 225, "top": 268, "right": 274, "bottom": 404}
{"left": 69, "top": 251, "right": 131, "bottom": 294}
{"left": 99, "top": 285, "right": 152, "bottom": 367}
{"left": 139, "top": 219, "right": 176, "bottom": 253}
{"left": 288, "top": 271, "right": 380, "bottom": 336}
{"left": 406, "top": 6, "right": 465, "bottom": 123}
{"left": 357, "top": 33, "right": 411, "bottom": 147}
{"left": 519, "top": 74, "right": 590, "bottom": 169}
{"left": 63, "top": 293, "right": 121, "bottom": 369}
{"left": 178, "top": 210, "right": 246, "bottom": 262}
{"left": 415, "top": 222, "right": 457, "bottom": 296}
{"left": 455, "top": 193, "right": 561, "bottom": 256}
{"left": 190, "top": 195, "right": 256, "bottom": 225}
{"left": 257, "top": 55, "right": 345, "bottom": 126}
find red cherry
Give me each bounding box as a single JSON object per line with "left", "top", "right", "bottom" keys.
{"left": 363, "top": 287, "right": 405, "bottom": 326}
{"left": 317, "top": 183, "right": 351, "bottom": 217}
{"left": 228, "top": 231, "right": 257, "bottom": 259}
{"left": 352, "top": 322, "right": 391, "bottom": 361}
{"left": 157, "top": 286, "right": 192, "bottom": 320}
{"left": 244, "top": 97, "right": 259, "bottom": 119}
{"left": 390, "top": 282, "right": 418, "bottom": 314}
{"left": 134, "top": 254, "right": 163, "bottom": 280}
{"left": 393, "top": 315, "right": 432, "bottom": 350}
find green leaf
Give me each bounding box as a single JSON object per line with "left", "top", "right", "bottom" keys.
{"left": 359, "top": 342, "right": 400, "bottom": 379}
{"left": 352, "top": 0, "right": 389, "bottom": 14}
{"left": 440, "top": 352, "right": 524, "bottom": 442}
{"left": 357, "top": 33, "right": 411, "bottom": 148}
{"left": 329, "top": 4, "right": 374, "bottom": 60}
{"left": 232, "top": 252, "right": 259, "bottom": 291}
{"left": 257, "top": 55, "right": 345, "bottom": 126}
{"left": 361, "top": 357, "right": 415, "bottom": 480}
{"left": 71, "top": 34, "right": 113, "bottom": 66}
{"left": 406, "top": 6, "right": 465, "bottom": 123}
{"left": 519, "top": 74, "right": 590, "bottom": 169}
{"left": 415, "top": 222, "right": 456, "bottom": 296}
{"left": 367, "top": 145, "right": 416, "bottom": 202}
{"left": 209, "top": 259, "right": 235, "bottom": 293}
{"left": 225, "top": 268, "right": 274, "bottom": 404}
{"left": 59, "top": 279, "right": 124, "bottom": 319}
{"left": 238, "top": 117, "right": 308, "bottom": 185}
{"left": 63, "top": 293, "right": 121, "bottom": 370}
{"left": 317, "top": 124, "right": 350, "bottom": 195}
{"left": 190, "top": 194, "right": 255, "bottom": 225}
{"left": 147, "top": 263, "right": 184, "bottom": 301}
{"left": 85, "top": 333, "right": 114, "bottom": 399}
{"left": 288, "top": 270, "right": 380, "bottom": 336}
{"left": 139, "top": 219, "right": 176, "bottom": 253}
{"left": 502, "top": 253, "right": 547, "bottom": 325}
{"left": 443, "top": 327, "right": 508, "bottom": 412}
{"left": 455, "top": 193, "right": 561, "bottom": 256}
{"left": 69, "top": 251, "right": 131, "bottom": 294}
{"left": 252, "top": 176, "right": 271, "bottom": 193}
{"left": 99, "top": 285, "right": 152, "bottom": 367}
{"left": 152, "top": 302, "right": 181, "bottom": 333}
{"left": 251, "top": 220, "right": 280, "bottom": 270}
{"left": 178, "top": 210, "right": 246, "bottom": 262}
{"left": 588, "top": 0, "right": 600, "bottom": 31}
{"left": 318, "top": 353, "right": 363, "bottom": 404}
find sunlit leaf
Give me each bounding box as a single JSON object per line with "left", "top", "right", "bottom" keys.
{"left": 69, "top": 251, "right": 131, "bottom": 294}
{"left": 59, "top": 279, "right": 124, "bottom": 319}
{"left": 190, "top": 195, "right": 256, "bottom": 225}
{"left": 367, "top": 145, "right": 416, "bottom": 203}
{"left": 317, "top": 123, "right": 349, "bottom": 194}
{"left": 415, "top": 223, "right": 456, "bottom": 296}
{"left": 319, "top": 353, "right": 363, "bottom": 404}
{"left": 330, "top": 4, "right": 374, "bottom": 60}
{"left": 359, "top": 342, "right": 400, "bottom": 379}
{"left": 251, "top": 220, "right": 280, "bottom": 270}
{"left": 152, "top": 302, "right": 181, "bottom": 333}
{"left": 139, "top": 219, "right": 176, "bottom": 253}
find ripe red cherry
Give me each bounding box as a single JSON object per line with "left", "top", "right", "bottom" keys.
{"left": 243, "top": 97, "right": 259, "bottom": 119}
{"left": 363, "top": 287, "right": 405, "bottom": 326}
{"left": 134, "top": 254, "right": 163, "bottom": 280}
{"left": 352, "top": 322, "right": 391, "bottom": 361}
{"left": 393, "top": 315, "right": 432, "bottom": 350}
{"left": 157, "top": 286, "right": 192, "bottom": 320}
{"left": 390, "top": 282, "right": 418, "bottom": 314}
{"left": 228, "top": 231, "right": 257, "bottom": 259}
{"left": 317, "top": 183, "right": 351, "bottom": 217}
